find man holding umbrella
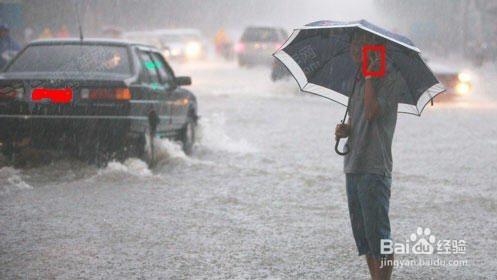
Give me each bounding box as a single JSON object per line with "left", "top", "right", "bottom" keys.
{"left": 335, "top": 32, "right": 400, "bottom": 280}
{"left": 274, "top": 20, "right": 444, "bottom": 280}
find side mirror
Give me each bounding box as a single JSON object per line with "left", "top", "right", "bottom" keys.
{"left": 175, "top": 76, "right": 192, "bottom": 86}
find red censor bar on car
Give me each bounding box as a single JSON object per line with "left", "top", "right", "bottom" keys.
{"left": 32, "top": 88, "right": 73, "bottom": 104}
{"left": 362, "top": 45, "right": 386, "bottom": 78}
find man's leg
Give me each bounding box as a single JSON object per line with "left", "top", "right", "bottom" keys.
{"left": 345, "top": 174, "right": 373, "bottom": 277}
{"left": 357, "top": 174, "right": 393, "bottom": 280}
{"left": 380, "top": 254, "right": 394, "bottom": 280}
{"left": 365, "top": 253, "right": 393, "bottom": 280}
{"left": 366, "top": 254, "right": 378, "bottom": 279}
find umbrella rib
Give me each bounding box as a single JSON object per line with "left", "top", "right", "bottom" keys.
{"left": 388, "top": 58, "right": 426, "bottom": 111}
{"left": 301, "top": 87, "right": 348, "bottom": 106}
{"left": 302, "top": 48, "right": 350, "bottom": 92}
{"left": 313, "top": 49, "right": 350, "bottom": 75}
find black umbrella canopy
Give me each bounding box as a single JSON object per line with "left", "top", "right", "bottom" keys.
{"left": 274, "top": 20, "right": 445, "bottom": 116}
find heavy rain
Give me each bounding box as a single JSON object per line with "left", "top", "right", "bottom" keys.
{"left": 0, "top": 0, "right": 496, "bottom": 279}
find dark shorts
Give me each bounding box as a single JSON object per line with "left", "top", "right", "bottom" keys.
{"left": 346, "top": 173, "right": 392, "bottom": 259}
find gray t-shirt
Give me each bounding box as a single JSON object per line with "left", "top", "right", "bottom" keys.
{"left": 344, "top": 69, "right": 404, "bottom": 177}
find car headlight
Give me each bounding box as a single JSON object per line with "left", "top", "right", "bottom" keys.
{"left": 185, "top": 42, "right": 201, "bottom": 58}
{"left": 455, "top": 82, "right": 471, "bottom": 95}
{"left": 458, "top": 72, "right": 471, "bottom": 83}
{"left": 170, "top": 47, "right": 182, "bottom": 57}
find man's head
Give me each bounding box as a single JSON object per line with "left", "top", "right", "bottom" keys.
{"left": 350, "top": 32, "right": 382, "bottom": 65}
{"left": 0, "top": 24, "right": 9, "bottom": 38}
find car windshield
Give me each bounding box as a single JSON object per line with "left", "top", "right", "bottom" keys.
{"left": 241, "top": 28, "right": 280, "bottom": 42}
{"left": 7, "top": 44, "right": 132, "bottom": 75}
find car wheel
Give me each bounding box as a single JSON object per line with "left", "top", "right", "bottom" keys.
{"left": 1, "top": 140, "right": 15, "bottom": 162}
{"left": 1, "top": 134, "right": 21, "bottom": 164}
{"left": 93, "top": 140, "right": 108, "bottom": 168}
{"left": 77, "top": 135, "right": 99, "bottom": 165}
{"left": 136, "top": 129, "right": 156, "bottom": 168}
{"left": 180, "top": 114, "right": 196, "bottom": 155}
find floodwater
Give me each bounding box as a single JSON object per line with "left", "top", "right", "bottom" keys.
{"left": 1, "top": 60, "right": 496, "bottom": 279}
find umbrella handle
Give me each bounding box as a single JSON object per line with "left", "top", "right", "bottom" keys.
{"left": 335, "top": 137, "right": 349, "bottom": 156}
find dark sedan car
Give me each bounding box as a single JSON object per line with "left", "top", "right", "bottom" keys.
{"left": 0, "top": 39, "right": 198, "bottom": 166}
{"left": 236, "top": 26, "right": 288, "bottom": 67}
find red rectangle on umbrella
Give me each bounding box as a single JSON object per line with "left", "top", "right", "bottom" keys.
{"left": 362, "top": 45, "right": 386, "bottom": 78}
{"left": 32, "top": 88, "right": 73, "bottom": 104}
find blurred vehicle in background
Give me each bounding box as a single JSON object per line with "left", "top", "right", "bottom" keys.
{"left": 0, "top": 39, "right": 198, "bottom": 166}
{"left": 101, "top": 26, "right": 123, "bottom": 39}
{"left": 426, "top": 58, "right": 473, "bottom": 102}
{"left": 156, "top": 29, "right": 207, "bottom": 62}
{"left": 236, "top": 26, "right": 288, "bottom": 67}
{"left": 123, "top": 30, "right": 164, "bottom": 52}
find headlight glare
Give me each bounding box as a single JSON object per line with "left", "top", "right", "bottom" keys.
{"left": 185, "top": 42, "right": 201, "bottom": 58}
{"left": 458, "top": 72, "right": 471, "bottom": 83}
{"left": 455, "top": 82, "right": 470, "bottom": 95}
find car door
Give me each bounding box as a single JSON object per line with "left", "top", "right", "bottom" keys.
{"left": 150, "top": 52, "right": 187, "bottom": 131}
{"left": 134, "top": 49, "right": 170, "bottom": 135}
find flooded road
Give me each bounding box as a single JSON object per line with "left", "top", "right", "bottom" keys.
{"left": 1, "top": 61, "right": 496, "bottom": 279}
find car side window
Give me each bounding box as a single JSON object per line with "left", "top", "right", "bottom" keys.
{"left": 137, "top": 51, "right": 152, "bottom": 84}
{"left": 151, "top": 52, "right": 174, "bottom": 87}
{"left": 138, "top": 50, "right": 160, "bottom": 85}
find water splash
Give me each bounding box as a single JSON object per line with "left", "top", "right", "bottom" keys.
{"left": 99, "top": 158, "right": 152, "bottom": 177}
{"left": 0, "top": 167, "right": 33, "bottom": 194}
{"left": 154, "top": 138, "right": 188, "bottom": 162}
{"left": 197, "top": 113, "right": 256, "bottom": 154}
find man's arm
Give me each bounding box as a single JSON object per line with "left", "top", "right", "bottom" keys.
{"left": 364, "top": 77, "right": 381, "bottom": 121}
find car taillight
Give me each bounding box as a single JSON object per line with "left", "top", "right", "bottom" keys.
{"left": 0, "top": 86, "right": 24, "bottom": 100}
{"left": 80, "top": 88, "right": 131, "bottom": 101}
{"left": 235, "top": 42, "right": 245, "bottom": 53}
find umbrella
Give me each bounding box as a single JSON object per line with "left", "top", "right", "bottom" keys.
{"left": 273, "top": 20, "right": 445, "bottom": 155}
